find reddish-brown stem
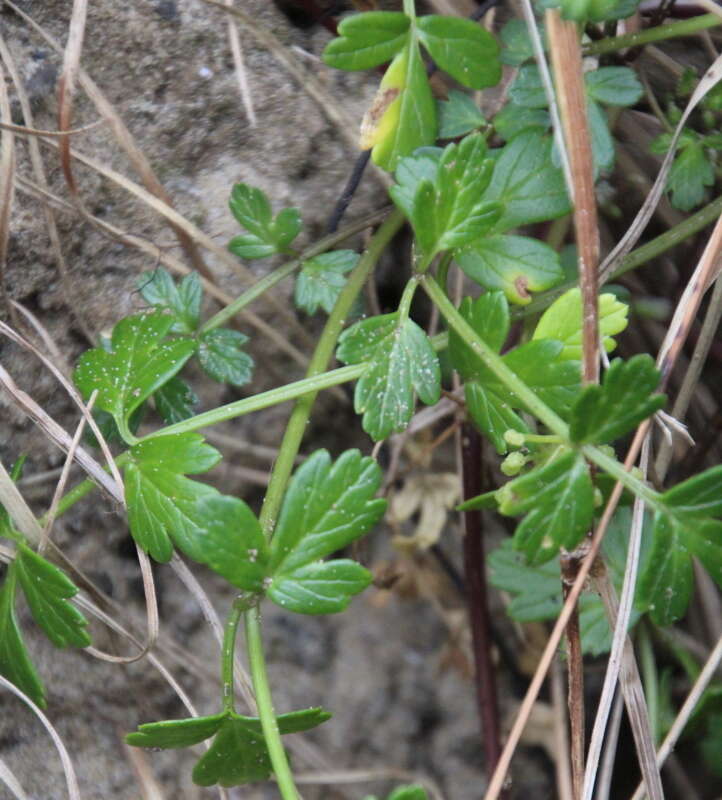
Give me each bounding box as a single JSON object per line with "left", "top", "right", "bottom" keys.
{"left": 460, "top": 424, "right": 503, "bottom": 782}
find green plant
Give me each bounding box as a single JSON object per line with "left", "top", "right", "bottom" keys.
{"left": 3, "top": 1, "right": 722, "bottom": 797}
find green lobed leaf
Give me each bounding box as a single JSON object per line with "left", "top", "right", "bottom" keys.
{"left": 493, "top": 103, "right": 550, "bottom": 141}
{"left": 586, "top": 99, "right": 615, "bottom": 173}
{"left": 366, "top": 41, "right": 437, "bottom": 172}
{"left": 390, "top": 134, "right": 500, "bottom": 258}
{"left": 0, "top": 458, "right": 25, "bottom": 541}
{"left": 437, "top": 90, "right": 485, "bottom": 139}
{"left": 193, "top": 495, "right": 268, "bottom": 593}
{"left": 153, "top": 375, "right": 198, "bottom": 424}
{"left": 455, "top": 234, "right": 564, "bottom": 304}
{"left": 533, "top": 287, "right": 629, "bottom": 360}
{"left": 585, "top": 66, "right": 643, "bottom": 107}
{"left": 489, "top": 507, "right": 649, "bottom": 655}
{"left": 192, "top": 709, "right": 331, "bottom": 787}
{"left": 416, "top": 15, "right": 501, "bottom": 90}
{"left": 499, "top": 19, "right": 537, "bottom": 66}
{"left": 662, "top": 465, "right": 722, "bottom": 518}
{"left": 267, "top": 449, "right": 386, "bottom": 614}
{"left": 570, "top": 355, "right": 665, "bottom": 444}
{"left": 128, "top": 708, "right": 331, "bottom": 787}
{"left": 337, "top": 313, "right": 441, "bottom": 440}
{"left": 447, "top": 292, "right": 510, "bottom": 382}
{"left": 294, "top": 250, "right": 359, "bottom": 315}
{"left": 321, "top": 11, "right": 410, "bottom": 71}
{"left": 497, "top": 451, "right": 594, "bottom": 564}
{"left": 465, "top": 381, "right": 529, "bottom": 455}
{"left": 126, "top": 712, "right": 227, "bottom": 748}
{"left": 198, "top": 328, "right": 254, "bottom": 387}
{"left": 509, "top": 64, "right": 547, "bottom": 109}
{"left": 388, "top": 148, "right": 442, "bottom": 220}
{"left": 228, "top": 183, "right": 302, "bottom": 259}
{"left": 481, "top": 131, "right": 571, "bottom": 232}
{"left": 14, "top": 544, "right": 90, "bottom": 649}
{"left": 124, "top": 433, "right": 221, "bottom": 563}
{"left": 667, "top": 141, "right": 714, "bottom": 212}
{"left": 0, "top": 566, "right": 46, "bottom": 707}
{"left": 74, "top": 311, "right": 196, "bottom": 434}
{"left": 137, "top": 269, "right": 202, "bottom": 334}
{"left": 639, "top": 512, "right": 694, "bottom": 626}
{"left": 388, "top": 787, "right": 429, "bottom": 800}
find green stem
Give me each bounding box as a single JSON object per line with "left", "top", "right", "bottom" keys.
{"left": 240, "top": 210, "right": 403, "bottom": 800}
{"left": 403, "top": 0, "right": 416, "bottom": 19}
{"left": 582, "top": 444, "right": 660, "bottom": 508}
{"left": 420, "top": 274, "right": 570, "bottom": 437}
{"left": 257, "top": 210, "right": 404, "bottom": 539}
{"left": 584, "top": 13, "right": 721, "bottom": 56}
{"left": 221, "top": 596, "right": 248, "bottom": 712}
{"left": 145, "top": 364, "right": 365, "bottom": 439}
{"left": 398, "top": 276, "right": 418, "bottom": 321}
{"left": 436, "top": 251, "right": 453, "bottom": 298}
{"left": 201, "top": 208, "right": 391, "bottom": 334}
{"left": 245, "top": 607, "right": 298, "bottom": 800}
{"left": 639, "top": 622, "right": 660, "bottom": 745}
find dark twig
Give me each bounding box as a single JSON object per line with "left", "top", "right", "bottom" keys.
{"left": 460, "top": 424, "right": 503, "bottom": 780}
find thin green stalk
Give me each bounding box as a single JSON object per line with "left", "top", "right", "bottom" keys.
{"left": 398, "top": 276, "right": 418, "bottom": 321}
{"left": 420, "top": 274, "right": 570, "bottom": 437}
{"left": 146, "top": 364, "right": 365, "bottom": 439}
{"left": 639, "top": 622, "right": 660, "bottom": 745}
{"left": 582, "top": 444, "right": 660, "bottom": 508}
{"left": 403, "top": 0, "right": 416, "bottom": 19}
{"left": 257, "top": 210, "right": 404, "bottom": 538}
{"left": 245, "top": 607, "right": 298, "bottom": 800}
{"left": 201, "top": 208, "right": 391, "bottom": 334}
{"left": 221, "top": 597, "right": 248, "bottom": 712}
{"left": 239, "top": 210, "right": 403, "bottom": 800}
{"left": 584, "top": 13, "right": 721, "bottom": 56}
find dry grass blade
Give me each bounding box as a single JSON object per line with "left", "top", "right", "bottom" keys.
{"left": 595, "top": 688, "right": 623, "bottom": 800}
{"left": 201, "top": 0, "right": 392, "bottom": 190}
{"left": 39, "top": 391, "right": 97, "bottom": 553}
{"left": 0, "top": 34, "right": 95, "bottom": 342}
{"left": 551, "top": 659, "right": 574, "bottom": 800}
{"left": 0, "top": 119, "right": 103, "bottom": 137}
{"left": 0, "top": 459, "right": 44, "bottom": 547}
{"left": 0, "top": 61, "right": 16, "bottom": 325}
{"left": 582, "top": 444, "right": 651, "bottom": 800}
{"left": 600, "top": 52, "right": 722, "bottom": 284}
{"left": 0, "top": 675, "right": 81, "bottom": 800}
{"left": 57, "top": 0, "right": 88, "bottom": 197}
{"left": 39, "top": 136, "right": 314, "bottom": 351}
{"left": 0, "top": 759, "right": 29, "bottom": 800}
{"left": 122, "top": 743, "right": 166, "bottom": 800}
{"left": 629, "top": 632, "right": 722, "bottom": 800}
{"left": 1, "top": 0, "right": 214, "bottom": 281}
{"left": 225, "top": 1, "right": 256, "bottom": 126}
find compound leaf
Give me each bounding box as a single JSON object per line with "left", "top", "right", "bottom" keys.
{"left": 497, "top": 451, "right": 594, "bottom": 564}
{"left": 322, "top": 11, "right": 410, "bottom": 70}
{"left": 416, "top": 15, "right": 501, "bottom": 89}
{"left": 124, "top": 433, "right": 221, "bottom": 563}
{"left": 137, "top": 269, "right": 202, "bottom": 334}
{"left": 228, "top": 183, "right": 301, "bottom": 258}
{"left": 295, "top": 250, "right": 359, "bottom": 315}
{"left": 509, "top": 64, "right": 547, "bottom": 109}
{"left": 493, "top": 103, "right": 550, "bottom": 141}
{"left": 447, "top": 292, "right": 510, "bottom": 382}
{"left": 193, "top": 496, "right": 268, "bottom": 593}
{"left": 267, "top": 449, "right": 386, "bottom": 614}
{"left": 337, "top": 313, "right": 441, "bottom": 440}
{"left": 533, "top": 287, "right": 628, "bottom": 360}
{"left": 0, "top": 566, "right": 45, "bottom": 708}
{"left": 15, "top": 544, "right": 90, "bottom": 649}
{"left": 499, "top": 18, "right": 537, "bottom": 66}
{"left": 455, "top": 234, "right": 563, "bottom": 304}
{"left": 74, "top": 311, "right": 196, "bottom": 435}
{"left": 667, "top": 141, "right": 714, "bottom": 212}
{"left": 153, "top": 375, "right": 198, "bottom": 424}
{"left": 198, "top": 328, "right": 254, "bottom": 387}
{"left": 570, "top": 355, "right": 665, "bottom": 444}
{"left": 437, "top": 90, "right": 485, "bottom": 139}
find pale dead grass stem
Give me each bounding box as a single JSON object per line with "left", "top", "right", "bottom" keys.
{"left": 0, "top": 60, "right": 17, "bottom": 328}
